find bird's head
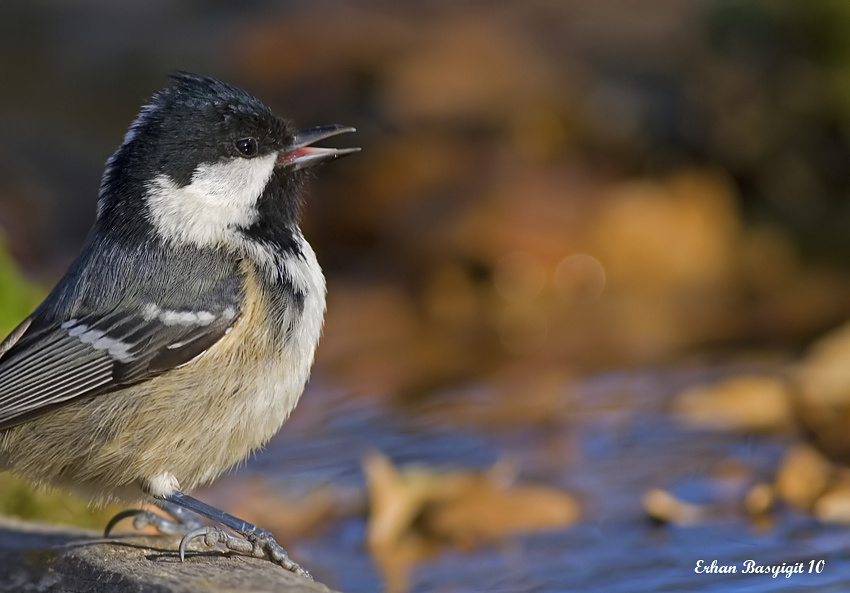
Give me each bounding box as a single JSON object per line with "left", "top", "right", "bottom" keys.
{"left": 97, "top": 72, "right": 357, "bottom": 254}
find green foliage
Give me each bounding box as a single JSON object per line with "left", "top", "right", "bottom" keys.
{"left": 0, "top": 239, "right": 120, "bottom": 527}
{"left": 0, "top": 472, "right": 122, "bottom": 529}
{"left": 0, "top": 237, "right": 44, "bottom": 336}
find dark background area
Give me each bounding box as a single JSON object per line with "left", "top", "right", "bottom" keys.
{"left": 4, "top": 1, "right": 850, "bottom": 368}
{"left": 4, "top": 2, "right": 850, "bottom": 592}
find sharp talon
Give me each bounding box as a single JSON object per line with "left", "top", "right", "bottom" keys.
{"left": 109, "top": 494, "right": 313, "bottom": 575}
{"left": 155, "top": 492, "right": 312, "bottom": 576}
{"left": 105, "top": 502, "right": 203, "bottom": 539}
{"left": 175, "top": 524, "right": 312, "bottom": 579}
{"left": 179, "top": 526, "right": 212, "bottom": 561}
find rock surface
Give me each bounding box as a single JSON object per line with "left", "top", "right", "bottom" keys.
{"left": 0, "top": 516, "right": 341, "bottom": 593}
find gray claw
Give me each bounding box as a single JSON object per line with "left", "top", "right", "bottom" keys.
{"left": 178, "top": 525, "right": 312, "bottom": 580}
{"left": 104, "top": 504, "right": 202, "bottom": 537}
{"left": 179, "top": 526, "right": 209, "bottom": 560}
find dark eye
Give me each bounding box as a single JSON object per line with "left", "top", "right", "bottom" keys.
{"left": 234, "top": 137, "right": 259, "bottom": 157}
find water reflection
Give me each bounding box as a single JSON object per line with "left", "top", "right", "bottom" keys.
{"left": 195, "top": 367, "right": 845, "bottom": 593}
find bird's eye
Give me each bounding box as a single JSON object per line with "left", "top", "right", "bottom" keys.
{"left": 234, "top": 137, "right": 259, "bottom": 158}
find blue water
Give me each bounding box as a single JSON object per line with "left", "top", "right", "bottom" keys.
{"left": 222, "top": 368, "right": 850, "bottom": 593}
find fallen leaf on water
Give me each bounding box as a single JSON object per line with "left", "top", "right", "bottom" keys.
{"left": 363, "top": 451, "right": 579, "bottom": 548}
{"left": 363, "top": 451, "right": 456, "bottom": 548}
{"left": 642, "top": 488, "right": 706, "bottom": 525}
{"left": 744, "top": 483, "right": 775, "bottom": 517}
{"left": 363, "top": 452, "right": 580, "bottom": 592}
{"left": 792, "top": 322, "right": 850, "bottom": 458}
{"left": 813, "top": 470, "right": 850, "bottom": 524}
{"left": 361, "top": 454, "right": 446, "bottom": 593}
{"left": 774, "top": 444, "right": 834, "bottom": 512}
{"left": 370, "top": 533, "right": 440, "bottom": 593}
{"left": 796, "top": 321, "right": 850, "bottom": 407}
{"left": 423, "top": 480, "right": 580, "bottom": 549}
{"left": 671, "top": 375, "right": 795, "bottom": 432}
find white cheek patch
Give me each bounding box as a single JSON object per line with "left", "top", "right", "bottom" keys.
{"left": 145, "top": 153, "right": 277, "bottom": 247}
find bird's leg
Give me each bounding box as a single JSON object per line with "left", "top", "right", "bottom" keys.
{"left": 157, "top": 491, "right": 312, "bottom": 580}
{"left": 104, "top": 500, "right": 203, "bottom": 536}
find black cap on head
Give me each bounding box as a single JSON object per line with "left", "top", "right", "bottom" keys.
{"left": 96, "top": 72, "right": 296, "bottom": 230}
{"left": 122, "top": 72, "right": 294, "bottom": 187}
{"left": 95, "top": 72, "right": 357, "bottom": 256}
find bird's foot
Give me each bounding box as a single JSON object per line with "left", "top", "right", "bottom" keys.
{"left": 179, "top": 525, "right": 312, "bottom": 579}
{"left": 104, "top": 501, "right": 202, "bottom": 536}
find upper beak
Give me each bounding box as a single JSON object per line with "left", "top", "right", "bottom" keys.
{"left": 278, "top": 125, "right": 360, "bottom": 170}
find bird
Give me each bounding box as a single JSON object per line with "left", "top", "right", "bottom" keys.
{"left": 0, "top": 72, "right": 358, "bottom": 579}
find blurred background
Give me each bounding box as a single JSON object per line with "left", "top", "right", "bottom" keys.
{"left": 3, "top": 1, "right": 850, "bottom": 592}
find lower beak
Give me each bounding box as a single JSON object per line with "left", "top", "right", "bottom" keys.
{"left": 278, "top": 125, "right": 360, "bottom": 170}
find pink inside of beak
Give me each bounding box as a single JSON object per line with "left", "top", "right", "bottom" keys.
{"left": 279, "top": 146, "right": 321, "bottom": 166}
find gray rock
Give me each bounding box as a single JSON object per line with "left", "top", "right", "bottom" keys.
{"left": 0, "top": 516, "right": 342, "bottom": 593}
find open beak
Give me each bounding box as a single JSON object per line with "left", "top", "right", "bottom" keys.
{"left": 278, "top": 124, "right": 360, "bottom": 170}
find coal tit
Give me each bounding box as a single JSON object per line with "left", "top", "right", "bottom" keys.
{"left": 0, "top": 72, "right": 358, "bottom": 578}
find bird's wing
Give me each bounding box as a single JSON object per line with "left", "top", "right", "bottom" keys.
{"left": 0, "top": 302, "right": 241, "bottom": 430}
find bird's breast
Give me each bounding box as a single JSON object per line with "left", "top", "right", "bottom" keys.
{"left": 207, "top": 246, "right": 326, "bottom": 445}
{"left": 129, "top": 244, "right": 327, "bottom": 487}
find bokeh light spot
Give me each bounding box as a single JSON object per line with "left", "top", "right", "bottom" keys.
{"left": 554, "top": 253, "right": 606, "bottom": 303}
